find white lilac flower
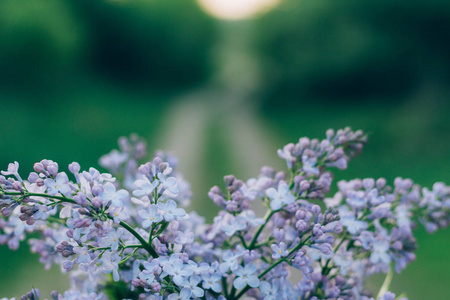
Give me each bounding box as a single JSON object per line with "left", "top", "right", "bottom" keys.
{"left": 175, "top": 231, "right": 194, "bottom": 245}
{"left": 138, "top": 205, "right": 163, "bottom": 228}
{"left": 219, "top": 245, "right": 246, "bottom": 273}
{"left": 240, "top": 182, "right": 258, "bottom": 201}
{"left": 81, "top": 167, "right": 100, "bottom": 182}
{"left": 202, "top": 273, "right": 222, "bottom": 293}
{"left": 346, "top": 191, "right": 367, "bottom": 209}
{"left": 60, "top": 204, "right": 73, "bottom": 219}
{"left": 73, "top": 246, "right": 91, "bottom": 264}
{"left": 370, "top": 237, "right": 391, "bottom": 265}
{"left": 99, "top": 182, "right": 129, "bottom": 207}
{"left": 266, "top": 181, "right": 295, "bottom": 210}
{"left": 139, "top": 205, "right": 162, "bottom": 228}
{"left": 259, "top": 281, "right": 279, "bottom": 300}
{"left": 1, "top": 161, "right": 22, "bottom": 181}
{"left": 302, "top": 155, "right": 320, "bottom": 175}
{"left": 232, "top": 263, "right": 260, "bottom": 289}
{"left": 167, "top": 288, "right": 191, "bottom": 300}
{"left": 157, "top": 200, "right": 186, "bottom": 222}
{"left": 368, "top": 189, "right": 386, "bottom": 206}
{"left": 158, "top": 173, "right": 179, "bottom": 195}
{"left": 110, "top": 206, "right": 129, "bottom": 223}
{"left": 163, "top": 257, "right": 194, "bottom": 286}
{"left": 277, "top": 144, "right": 296, "bottom": 168}
{"left": 99, "top": 149, "right": 128, "bottom": 173}
{"left": 100, "top": 228, "right": 124, "bottom": 251}
{"left": 44, "top": 172, "right": 71, "bottom": 196}
{"left": 332, "top": 249, "right": 354, "bottom": 276}
{"left": 133, "top": 178, "right": 159, "bottom": 199}
{"left": 101, "top": 251, "right": 121, "bottom": 282}
{"left": 270, "top": 242, "right": 289, "bottom": 260}
{"left": 238, "top": 210, "right": 265, "bottom": 227}
{"left": 219, "top": 250, "right": 241, "bottom": 273}
{"left": 33, "top": 204, "right": 55, "bottom": 220}
{"left": 338, "top": 205, "right": 368, "bottom": 235}
{"left": 185, "top": 275, "right": 204, "bottom": 298}
{"left": 222, "top": 216, "right": 246, "bottom": 236}
{"left": 23, "top": 181, "right": 47, "bottom": 202}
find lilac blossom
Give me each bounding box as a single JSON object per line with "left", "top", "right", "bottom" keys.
{"left": 44, "top": 172, "right": 71, "bottom": 196}
{"left": 266, "top": 181, "right": 295, "bottom": 210}
{"left": 99, "top": 182, "right": 129, "bottom": 207}
{"left": 202, "top": 273, "right": 222, "bottom": 293}
{"left": 157, "top": 199, "right": 186, "bottom": 222}
{"left": 233, "top": 263, "right": 260, "bottom": 289}
{"left": 2, "top": 130, "right": 448, "bottom": 300}
{"left": 138, "top": 205, "right": 163, "bottom": 228}
{"left": 271, "top": 242, "right": 289, "bottom": 260}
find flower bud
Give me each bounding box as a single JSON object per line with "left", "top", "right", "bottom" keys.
{"left": 92, "top": 197, "right": 102, "bottom": 209}
{"left": 36, "top": 178, "right": 45, "bottom": 187}
{"left": 47, "top": 163, "right": 59, "bottom": 176}
{"left": 33, "top": 163, "right": 45, "bottom": 173}
{"left": 68, "top": 162, "right": 80, "bottom": 174}
{"left": 1, "top": 207, "right": 12, "bottom": 217}
{"left": 12, "top": 181, "right": 23, "bottom": 191}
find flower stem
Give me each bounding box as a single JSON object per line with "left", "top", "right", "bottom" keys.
{"left": 3, "top": 190, "right": 159, "bottom": 258}
{"left": 377, "top": 265, "right": 394, "bottom": 299}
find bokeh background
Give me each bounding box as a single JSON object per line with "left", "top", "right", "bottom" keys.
{"left": 1, "top": 0, "right": 449, "bottom": 298}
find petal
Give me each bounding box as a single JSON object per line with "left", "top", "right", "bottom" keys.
{"left": 259, "top": 281, "right": 270, "bottom": 294}
{"left": 278, "top": 181, "right": 289, "bottom": 194}
{"left": 266, "top": 188, "right": 277, "bottom": 199}
{"left": 270, "top": 199, "right": 282, "bottom": 210}
{"left": 180, "top": 287, "right": 192, "bottom": 299}
{"left": 212, "top": 282, "right": 222, "bottom": 293}
{"left": 138, "top": 209, "right": 149, "bottom": 219}
{"left": 133, "top": 190, "right": 146, "bottom": 197}
{"left": 56, "top": 172, "right": 69, "bottom": 184}
{"left": 233, "top": 277, "right": 246, "bottom": 290}
{"left": 105, "top": 182, "right": 116, "bottom": 194}
{"left": 246, "top": 276, "right": 260, "bottom": 288}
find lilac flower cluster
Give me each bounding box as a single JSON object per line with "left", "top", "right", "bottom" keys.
{"left": 0, "top": 128, "right": 448, "bottom": 300}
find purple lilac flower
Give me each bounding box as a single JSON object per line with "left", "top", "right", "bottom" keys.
{"left": 233, "top": 263, "right": 260, "bottom": 289}
{"left": 271, "top": 242, "right": 289, "bottom": 260}
{"left": 167, "top": 287, "right": 192, "bottom": 300}
{"left": 202, "top": 273, "right": 222, "bottom": 293}
{"left": 259, "top": 280, "right": 280, "bottom": 300}
{"left": 138, "top": 205, "right": 163, "bottom": 228}
{"left": 100, "top": 228, "right": 124, "bottom": 251}
{"left": 157, "top": 199, "right": 186, "bottom": 222}
{"left": 99, "top": 182, "right": 129, "bottom": 207}
{"left": 266, "top": 181, "right": 295, "bottom": 210}
{"left": 1, "top": 161, "right": 22, "bottom": 182}
{"left": 44, "top": 172, "right": 71, "bottom": 196}
{"left": 163, "top": 257, "right": 194, "bottom": 286}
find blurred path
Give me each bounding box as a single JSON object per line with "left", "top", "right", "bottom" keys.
{"left": 158, "top": 89, "right": 283, "bottom": 217}
{"left": 158, "top": 21, "right": 284, "bottom": 217}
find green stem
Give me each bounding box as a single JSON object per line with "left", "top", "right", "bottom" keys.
{"left": 233, "top": 236, "right": 312, "bottom": 300}
{"left": 377, "top": 265, "right": 394, "bottom": 299}
{"left": 3, "top": 190, "right": 159, "bottom": 258}
{"left": 118, "top": 220, "right": 158, "bottom": 258}
{"left": 249, "top": 209, "right": 274, "bottom": 249}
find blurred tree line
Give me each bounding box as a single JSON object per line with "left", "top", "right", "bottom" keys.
{"left": 1, "top": 0, "right": 449, "bottom": 102}
{"left": 0, "top": 0, "right": 217, "bottom": 93}
{"left": 253, "top": 0, "right": 450, "bottom": 106}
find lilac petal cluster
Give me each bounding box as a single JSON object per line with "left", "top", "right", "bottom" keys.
{"left": 1, "top": 129, "right": 448, "bottom": 300}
